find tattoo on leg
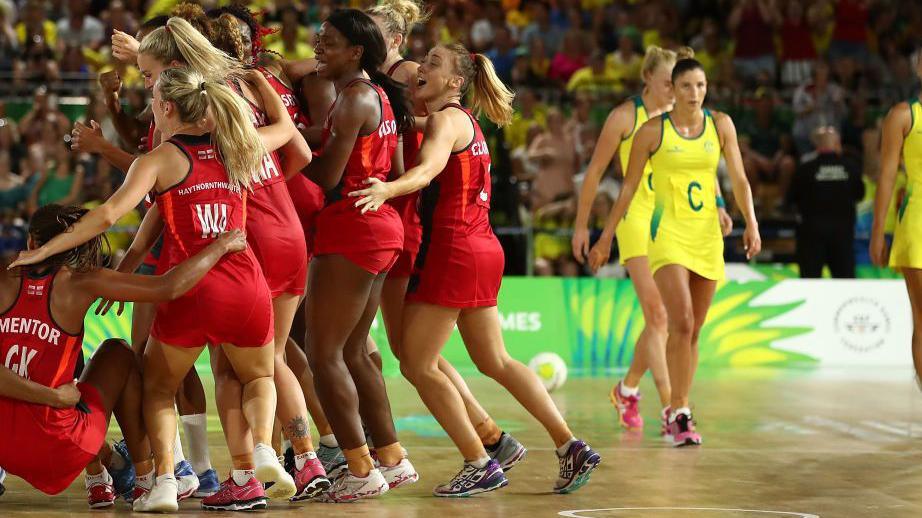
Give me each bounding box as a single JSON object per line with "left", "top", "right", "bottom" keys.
{"left": 285, "top": 416, "right": 309, "bottom": 439}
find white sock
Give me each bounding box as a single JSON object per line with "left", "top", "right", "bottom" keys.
{"left": 85, "top": 467, "right": 112, "bottom": 488}
{"left": 294, "top": 451, "right": 318, "bottom": 471}
{"left": 661, "top": 406, "right": 671, "bottom": 419}
{"left": 173, "top": 419, "right": 186, "bottom": 466}
{"left": 619, "top": 382, "right": 639, "bottom": 397}
{"left": 231, "top": 469, "right": 255, "bottom": 486}
{"left": 319, "top": 434, "right": 338, "bottom": 448}
{"left": 468, "top": 456, "right": 490, "bottom": 469}
{"left": 180, "top": 413, "right": 212, "bottom": 475}
{"left": 136, "top": 469, "right": 155, "bottom": 490}
{"left": 556, "top": 437, "right": 577, "bottom": 457}
{"left": 670, "top": 407, "right": 691, "bottom": 422}
{"left": 155, "top": 473, "right": 176, "bottom": 487}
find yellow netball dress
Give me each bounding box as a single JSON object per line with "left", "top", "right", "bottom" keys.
{"left": 615, "top": 95, "right": 655, "bottom": 264}
{"left": 890, "top": 98, "right": 922, "bottom": 269}
{"left": 647, "top": 109, "right": 724, "bottom": 280}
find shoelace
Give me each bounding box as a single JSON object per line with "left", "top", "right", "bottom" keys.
{"left": 447, "top": 464, "right": 481, "bottom": 490}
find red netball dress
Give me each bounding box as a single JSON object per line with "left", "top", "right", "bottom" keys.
{"left": 236, "top": 89, "right": 308, "bottom": 297}
{"left": 256, "top": 66, "right": 325, "bottom": 257}
{"left": 151, "top": 133, "right": 274, "bottom": 347}
{"left": 406, "top": 104, "right": 503, "bottom": 307}
{"left": 312, "top": 79, "right": 403, "bottom": 275}
{"left": 385, "top": 60, "right": 423, "bottom": 278}
{"left": 0, "top": 270, "right": 106, "bottom": 494}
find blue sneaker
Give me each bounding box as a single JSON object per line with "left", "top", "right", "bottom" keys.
{"left": 553, "top": 439, "right": 601, "bottom": 494}
{"left": 174, "top": 460, "right": 200, "bottom": 500}
{"left": 317, "top": 444, "right": 346, "bottom": 479}
{"left": 110, "top": 440, "right": 136, "bottom": 502}
{"left": 433, "top": 459, "right": 507, "bottom": 497}
{"left": 194, "top": 468, "right": 219, "bottom": 498}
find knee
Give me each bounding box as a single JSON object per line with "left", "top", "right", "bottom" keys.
{"left": 668, "top": 311, "right": 695, "bottom": 341}
{"left": 399, "top": 357, "right": 434, "bottom": 386}
{"left": 473, "top": 353, "right": 510, "bottom": 380}
{"left": 643, "top": 303, "right": 668, "bottom": 335}
{"left": 94, "top": 338, "right": 133, "bottom": 362}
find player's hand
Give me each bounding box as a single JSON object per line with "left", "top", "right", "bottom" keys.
{"left": 587, "top": 234, "right": 613, "bottom": 273}
{"left": 51, "top": 380, "right": 81, "bottom": 408}
{"left": 218, "top": 229, "right": 248, "bottom": 253}
{"left": 349, "top": 177, "right": 393, "bottom": 214}
{"left": 95, "top": 298, "right": 125, "bottom": 316}
{"left": 98, "top": 70, "right": 121, "bottom": 95}
{"left": 8, "top": 247, "right": 49, "bottom": 269}
{"left": 718, "top": 207, "right": 733, "bottom": 237}
{"left": 869, "top": 231, "right": 890, "bottom": 267}
{"left": 71, "top": 120, "right": 105, "bottom": 154}
{"left": 571, "top": 227, "right": 591, "bottom": 264}
{"left": 743, "top": 224, "right": 761, "bottom": 260}
{"left": 111, "top": 30, "right": 140, "bottom": 63}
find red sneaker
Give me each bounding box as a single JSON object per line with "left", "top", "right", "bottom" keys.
{"left": 86, "top": 479, "right": 116, "bottom": 509}
{"left": 201, "top": 474, "right": 268, "bottom": 511}
{"left": 291, "top": 454, "right": 331, "bottom": 501}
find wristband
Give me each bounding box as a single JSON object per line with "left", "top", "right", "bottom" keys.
{"left": 716, "top": 195, "right": 726, "bottom": 209}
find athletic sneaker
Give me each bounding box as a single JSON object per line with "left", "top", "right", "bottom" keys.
{"left": 661, "top": 406, "right": 673, "bottom": 442}
{"left": 86, "top": 476, "right": 116, "bottom": 509}
{"left": 486, "top": 432, "right": 527, "bottom": 471}
{"left": 667, "top": 412, "right": 702, "bottom": 447}
{"left": 194, "top": 468, "right": 220, "bottom": 498}
{"left": 110, "top": 440, "right": 136, "bottom": 502}
{"left": 319, "top": 468, "right": 389, "bottom": 503}
{"left": 610, "top": 382, "right": 644, "bottom": 430}
{"left": 283, "top": 446, "right": 295, "bottom": 475}
{"left": 317, "top": 443, "right": 347, "bottom": 479}
{"left": 290, "top": 453, "right": 331, "bottom": 501}
{"left": 554, "top": 440, "right": 601, "bottom": 494}
{"left": 433, "top": 459, "right": 507, "bottom": 498}
{"left": 174, "top": 460, "right": 200, "bottom": 500}
{"left": 0, "top": 467, "right": 5, "bottom": 497}
{"left": 201, "top": 474, "right": 268, "bottom": 511}
{"left": 133, "top": 475, "right": 179, "bottom": 513}
{"left": 378, "top": 458, "right": 419, "bottom": 490}
{"left": 254, "top": 443, "right": 296, "bottom": 499}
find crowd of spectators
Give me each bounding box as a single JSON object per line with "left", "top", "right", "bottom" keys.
{"left": 0, "top": 0, "right": 920, "bottom": 277}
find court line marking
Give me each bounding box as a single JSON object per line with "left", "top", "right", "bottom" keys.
{"left": 558, "top": 507, "right": 819, "bottom": 517}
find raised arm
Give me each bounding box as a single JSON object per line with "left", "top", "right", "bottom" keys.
{"left": 244, "top": 70, "right": 297, "bottom": 153}
{"left": 9, "top": 152, "right": 160, "bottom": 268}
{"left": 587, "top": 118, "right": 660, "bottom": 272}
{"left": 304, "top": 86, "right": 373, "bottom": 191}
{"left": 573, "top": 103, "right": 630, "bottom": 262}
{"left": 870, "top": 103, "right": 910, "bottom": 266}
{"left": 99, "top": 70, "right": 145, "bottom": 148}
{"left": 77, "top": 229, "right": 246, "bottom": 304}
{"left": 715, "top": 112, "right": 761, "bottom": 259}
{"left": 349, "top": 110, "right": 458, "bottom": 213}
{"left": 71, "top": 120, "right": 137, "bottom": 173}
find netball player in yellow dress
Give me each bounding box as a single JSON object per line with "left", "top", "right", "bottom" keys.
{"left": 573, "top": 47, "right": 732, "bottom": 434}
{"left": 588, "top": 58, "right": 761, "bottom": 446}
{"left": 870, "top": 51, "right": 922, "bottom": 383}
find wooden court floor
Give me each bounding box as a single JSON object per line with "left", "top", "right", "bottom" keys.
{"left": 3, "top": 370, "right": 922, "bottom": 517}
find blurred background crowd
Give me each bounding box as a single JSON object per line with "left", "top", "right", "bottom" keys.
{"left": 0, "top": 0, "right": 919, "bottom": 277}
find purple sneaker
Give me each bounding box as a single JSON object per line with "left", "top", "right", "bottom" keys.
{"left": 666, "top": 412, "right": 702, "bottom": 447}
{"left": 554, "top": 440, "right": 601, "bottom": 494}
{"left": 433, "top": 459, "right": 507, "bottom": 497}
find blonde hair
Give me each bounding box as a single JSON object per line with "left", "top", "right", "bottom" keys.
{"left": 445, "top": 44, "right": 514, "bottom": 127}
{"left": 641, "top": 45, "right": 695, "bottom": 80}
{"left": 158, "top": 67, "right": 264, "bottom": 190}
{"left": 139, "top": 17, "right": 240, "bottom": 82}
{"left": 367, "top": 0, "right": 430, "bottom": 48}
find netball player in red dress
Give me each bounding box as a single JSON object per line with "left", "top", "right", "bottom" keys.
{"left": 11, "top": 67, "right": 297, "bottom": 512}
{"left": 350, "top": 45, "right": 601, "bottom": 496}
{"left": 1, "top": 204, "right": 246, "bottom": 508}
{"left": 300, "top": 9, "right": 419, "bottom": 502}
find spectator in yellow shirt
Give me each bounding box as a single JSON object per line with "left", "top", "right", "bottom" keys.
{"left": 265, "top": 7, "right": 314, "bottom": 61}
{"left": 606, "top": 33, "right": 642, "bottom": 90}
{"left": 15, "top": 0, "right": 56, "bottom": 49}
{"left": 566, "top": 51, "right": 622, "bottom": 97}
{"left": 504, "top": 88, "right": 547, "bottom": 151}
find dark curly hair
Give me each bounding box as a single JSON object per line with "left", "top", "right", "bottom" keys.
{"left": 27, "top": 204, "right": 109, "bottom": 273}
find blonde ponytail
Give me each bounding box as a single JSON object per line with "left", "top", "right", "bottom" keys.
{"left": 139, "top": 17, "right": 240, "bottom": 83}
{"left": 367, "top": 0, "right": 430, "bottom": 49}
{"left": 157, "top": 67, "right": 264, "bottom": 189}
{"left": 445, "top": 44, "right": 514, "bottom": 127}
{"left": 641, "top": 45, "right": 695, "bottom": 82}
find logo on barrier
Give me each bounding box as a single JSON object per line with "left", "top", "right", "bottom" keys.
{"left": 834, "top": 297, "right": 890, "bottom": 353}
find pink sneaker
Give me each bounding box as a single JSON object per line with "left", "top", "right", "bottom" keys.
{"left": 291, "top": 453, "right": 331, "bottom": 501}
{"left": 201, "top": 474, "right": 268, "bottom": 511}
{"left": 661, "top": 406, "right": 673, "bottom": 442}
{"left": 666, "top": 412, "right": 702, "bottom": 447}
{"left": 610, "top": 381, "right": 644, "bottom": 430}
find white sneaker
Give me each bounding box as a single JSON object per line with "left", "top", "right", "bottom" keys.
{"left": 321, "top": 468, "right": 389, "bottom": 503}
{"left": 253, "top": 443, "right": 296, "bottom": 499}
{"left": 378, "top": 458, "right": 418, "bottom": 490}
{"left": 174, "top": 460, "right": 200, "bottom": 500}
{"left": 132, "top": 475, "right": 179, "bottom": 513}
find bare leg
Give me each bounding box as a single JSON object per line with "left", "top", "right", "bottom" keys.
{"left": 286, "top": 337, "right": 333, "bottom": 437}
{"left": 653, "top": 265, "right": 695, "bottom": 410}
{"left": 904, "top": 269, "right": 922, "bottom": 380}
{"left": 622, "top": 257, "right": 670, "bottom": 407}
{"left": 271, "top": 293, "right": 314, "bottom": 454}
